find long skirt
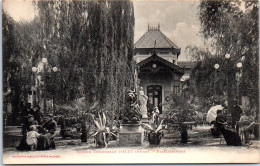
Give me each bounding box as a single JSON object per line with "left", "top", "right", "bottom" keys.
{"left": 37, "top": 133, "right": 55, "bottom": 150}
{"left": 16, "top": 135, "right": 31, "bottom": 151}
{"left": 220, "top": 127, "right": 241, "bottom": 146}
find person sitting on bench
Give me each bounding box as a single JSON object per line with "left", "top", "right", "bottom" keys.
{"left": 216, "top": 110, "right": 241, "bottom": 146}
{"left": 239, "top": 110, "right": 255, "bottom": 145}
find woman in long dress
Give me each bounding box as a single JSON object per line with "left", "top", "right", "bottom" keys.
{"left": 216, "top": 110, "right": 241, "bottom": 146}
{"left": 17, "top": 114, "right": 38, "bottom": 151}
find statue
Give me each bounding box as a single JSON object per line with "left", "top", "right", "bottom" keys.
{"left": 138, "top": 87, "right": 148, "bottom": 120}
{"left": 122, "top": 90, "right": 142, "bottom": 124}
{"left": 119, "top": 90, "right": 145, "bottom": 146}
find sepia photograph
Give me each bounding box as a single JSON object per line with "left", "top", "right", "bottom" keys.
{"left": 2, "top": 0, "right": 260, "bottom": 164}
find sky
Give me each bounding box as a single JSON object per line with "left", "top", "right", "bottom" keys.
{"left": 134, "top": 1, "right": 203, "bottom": 61}
{"left": 3, "top": 0, "right": 205, "bottom": 61}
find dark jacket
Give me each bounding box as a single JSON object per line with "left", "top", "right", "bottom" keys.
{"left": 32, "top": 110, "right": 42, "bottom": 124}
{"left": 42, "top": 119, "right": 57, "bottom": 134}
{"left": 231, "top": 105, "right": 242, "bottom": 122}
{"left": 216, "top": 115, "right": 227, "bottom": 129}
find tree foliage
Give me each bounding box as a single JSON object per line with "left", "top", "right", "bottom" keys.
{"left": 2, "top": 11, "right": 27, "bottom": 124}
{"left": 195, "top": 0, "right": 259, "bottom": 107}
{"left": 3, "top": 0, "right": 135, "bottom": 123}
{"left": 83, "top": 1, "right": 135, "bottom": 121}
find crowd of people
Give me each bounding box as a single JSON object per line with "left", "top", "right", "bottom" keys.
{"left": 214, "top": 99, "right": 258, "bottom": 146}
{"left": 16, "top": 102, "right": 57, "bottom": 151}
{"left": 15, "top": 97, "right": 258, "bottom": 151}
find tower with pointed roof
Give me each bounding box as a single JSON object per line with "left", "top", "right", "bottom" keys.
{"left": 134, "top": 24, "right": 184, "bottom": 114}
{"left": 134, "top": 24, "right": 180, "bottom": 65}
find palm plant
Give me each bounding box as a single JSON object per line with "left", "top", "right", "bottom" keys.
{"left": 91, "top": 112, "right": 117, "bottom": 147}
{"left": 143, "top": 119, "right": 164, "bottom": 134}
{"left": 163, "top": 95, "right": 197, "bottom": 143}
{"left": 142, "top": 118, "right": 165, "bottom": 145}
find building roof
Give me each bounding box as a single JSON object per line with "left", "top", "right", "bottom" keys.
{"left": 135, "top": 26, "right": 180, "bottom": 49}
{"left": 177, "top": 61, "right": 197, "bottom": 69}
{"left": 138, "top": 53, "right": 184, "bottom": 75}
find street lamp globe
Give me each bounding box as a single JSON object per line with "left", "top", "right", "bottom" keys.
{"left": 214, "top": 64, "right": 220, "bottom": 69}
{"left": 237, "top": 62, "right": 242, "bottom": 68}
{"left": 32, "top": 67, "right": 37, "bottom": 72}
{"left": 225, "top": 54, "right": 230, "bottom": 59}
{"left": 42, "top": 58, "right": 47, "bottom": 64}
{"left": 52, "top": 67, "right": 58, "bottom": 72}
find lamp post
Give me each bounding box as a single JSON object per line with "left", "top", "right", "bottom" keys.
{"left": 213, "top": 54, "right": 243, "bottom": 126}
{"left": 236, "top": 62, "right": 242, "bottom": 102}
{"left": 42, "top": 58, "right": 48, "bottom": 116}
{"left": 225, "top": 53, "right": 232, "bottom": 126}
{"left": 32, "top": 58, "right": 58, "bottom": 116}
{"left": 52, "top": 67, "right": 58, "bottom": 114}
{"left": 32, "top": 67, "right": 38, "bottom": 107}
{"left": 214, "top": 63, "right": 219, "bottom": 95}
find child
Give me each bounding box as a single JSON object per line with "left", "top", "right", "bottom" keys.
{"left": 26, "top": 125, "right": 41, "bottom": 150}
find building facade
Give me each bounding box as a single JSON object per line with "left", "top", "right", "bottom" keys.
{"left": 134, "top": 25, "right": 184, "bottom": 114}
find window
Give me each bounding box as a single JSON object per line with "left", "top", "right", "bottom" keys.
{"left": 174, "top": 86, "right": 180, "bottom": 94}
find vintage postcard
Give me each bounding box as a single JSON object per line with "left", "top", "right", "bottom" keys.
{"left": 2, "top": 0, "right": 260, "bottom": 164}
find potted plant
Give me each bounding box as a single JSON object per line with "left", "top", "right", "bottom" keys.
{"left": 163, "top": 95, "right": 199, "bottom": 143}
{"left": 143, "top": 119, "right": 164, "bottom": 145}
{"left": 91, "top": 112, "right": 117, "bottom": 147}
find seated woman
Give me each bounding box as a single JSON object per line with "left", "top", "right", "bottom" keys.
{"left": 216, "top": 110, "right": 241, "bottom": 146}
{"left": 210, "top": 120, "right": 221, "bottom": 138}
{"left": 17, "top": 114, "right": 38, "bottom": 151}
{"left": 37, "top": 114, "right": 57, "bottom": 150}
{"left": 239, "top": 110, "right": 255, "bottom": 144}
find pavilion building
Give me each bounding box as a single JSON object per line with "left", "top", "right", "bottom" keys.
{"left": 134, "top": 24, "right": 184, "bottom": 114}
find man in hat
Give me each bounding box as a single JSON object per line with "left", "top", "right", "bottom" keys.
{"left": 37, "top": 114, "right": 57, "bottom": 150}
{"left": 231, "top": 99, "right": 242, "bottom": 129}
{"left": 42, "top": 114, "right": 57, "bottom": 135}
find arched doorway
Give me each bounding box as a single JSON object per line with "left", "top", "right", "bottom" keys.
{"left": 147, "top": 85, "right": 162, "bottom": 114}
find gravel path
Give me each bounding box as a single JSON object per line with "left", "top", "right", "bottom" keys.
{"left": 3, "top": 125, "right": 259, "bottom": 164}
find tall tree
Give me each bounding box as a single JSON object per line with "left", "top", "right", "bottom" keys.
{"left": 3, "top": 0, "right": 135, "bottom": 124}
{"left": 2, "top": 11, "right": 35, "bottom": 124}
{"left": 34, "top": 0, "right": 135, "bottom": 121}
{"left": 35, "top": 0, "right": 89, "bottom": 103}
{"left": 83, "top": 1, "right": 135, "bottom": 121}
{"left": 197, "top": 0, "right": 258, "bottom": 108}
